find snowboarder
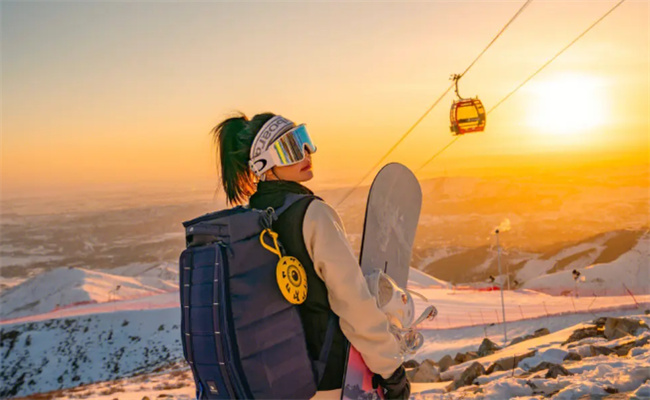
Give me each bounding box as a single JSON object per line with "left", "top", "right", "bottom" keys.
{"left": 211, "top": 112, "right": 410, "bottom": 399}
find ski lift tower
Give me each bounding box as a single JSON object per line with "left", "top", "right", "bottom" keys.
{"left": 496, "top": 229, "right": 508, "bottom": 345}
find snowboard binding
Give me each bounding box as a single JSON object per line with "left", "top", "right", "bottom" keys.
{"left": 365, "top": 269, "right": 438, "bottom": 355}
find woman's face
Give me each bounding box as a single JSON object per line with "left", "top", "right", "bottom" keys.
{"left": 265, "top": 150, "right": 313, "bottom": 182}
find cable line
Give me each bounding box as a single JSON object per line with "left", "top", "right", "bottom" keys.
{"left": 459, "top": 0, "right": 533, "bottom": 79}
{"left": 334, "top": 83, "right": 453, "bottom": 208}
{"left": 488, "top": 0, "right": 627, "bottom": 115}
{"left": 416, "top": 0, "right": 628, "bottom": 173}
{"left": 415, "top": 137, "right": 460, "bottom": 173}
{"left": 334, "top": 0, "right": 533, "bottom": 208}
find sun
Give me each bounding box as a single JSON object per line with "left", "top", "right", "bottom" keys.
{"left": 525, "top": 73, "right": 609, "bottom": 140}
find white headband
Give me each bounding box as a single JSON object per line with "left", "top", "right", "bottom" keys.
{"left": 249, "top": 115, "right": 296, "bottom": 160}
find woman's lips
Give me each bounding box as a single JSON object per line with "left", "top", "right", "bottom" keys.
{"left": 301, "top": 164, "right": 312, "bottom": 171}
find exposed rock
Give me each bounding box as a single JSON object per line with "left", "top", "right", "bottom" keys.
{"left": 603, "top": 394, "right": 635, "bottom": 400}
{"left": 563, "top": 352, "right": 582, "bottom": 361}
{"left": 407, "top": 359, "right": 440, "bottom": 383}
{"left": 590, "top": 345, "right": 615, "bottom": 357}
{"left": 485, "top": 350, "right": 537, "bottom": 374}
{"left": 604, "top": 317, "right": 648, "bottom": 340}
{"left": 563, "top": 327, "right": 604, "bottom": 345}
{"left": 510, "top": 328, "right": 551, "bottom": 346}
{"left": 533, "top": 328, "right": 550, "bottom": 337}
{"left": 486, "top": 361, "right": 507, "bottom": 374}
{"left": 478, "top": 338, "right": 501, "bottom": 357}
{"left": 613, "top": 341, "right": 635, "bottom": 357}
{"left": 525, "top": 379, "right": 537, "bottom": 389}
{"left": 453, "top": 352, "right": 465, "bottom": 364}
{"left": 403, "top": 359, "right": 420, "bottom": 368}
{"left": 445, "top": 381, "right": 456, "bottom": 392}
{"left": 449, "top": 362, "right": 485, "bottom": 390}
{"left": 526, "top": 361, "right": 573, "bottom": 379}
{"left": 593, "top": 317, "right": 608, "bottom": 326}
{"left": 510, "top": 336, "right": 527, "bottom": 346}
{"left": 438, "top": 354, "right": 455, "bottom": 372}
{"left": 635, "top": 335, "right": 650, "bottom": 347}
{"left": 545, "top": 364, "right": 573, "bottom": 379}
{"left": 529, "top": 361, "right": 557, "bottom": 373}
{"left": 454, "top": 351, "right": 478, "bottom": 364}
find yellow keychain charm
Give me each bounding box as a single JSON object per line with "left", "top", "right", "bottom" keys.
{"left": 260, "top": 229, "right": 308, "bottom": 305}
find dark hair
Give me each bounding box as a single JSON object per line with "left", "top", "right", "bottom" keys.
{"left": 211, "top": 112, "right": 276, "bottom": 205}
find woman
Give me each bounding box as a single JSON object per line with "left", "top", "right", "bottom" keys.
{"left": 212, "top": 112, "right": 410, "bottom": 399}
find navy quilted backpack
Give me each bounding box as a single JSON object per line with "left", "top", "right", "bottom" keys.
{"left": 179, "top": 194, "right": 336, "bottom": 399}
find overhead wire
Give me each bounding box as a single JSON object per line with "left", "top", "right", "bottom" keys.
{"left": 458, "top": 0, "right": 533, "bottom": 79}
{"left": 334, "top": 0, "right": 534, "bottom": 208}
{"left": 415, "top": 0, "right": 629, "bottom": 173}
{"left": 487, "top": 0, "right": 628, "bottom": 115}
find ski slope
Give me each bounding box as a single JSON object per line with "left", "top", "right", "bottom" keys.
{"left": 3, "top": 265, "right": 649, "bottom": 398}
{"left": 5, "top": 303, "right": 647, "bottom": 399}
{"left": 522, "top": 232, "right": 649, "bottom": 296}
{"left": 0, "top": 263, "right": 178, "bottom": 322}
{"left": 6, "top": 266, "right": 647, "bottom": 327}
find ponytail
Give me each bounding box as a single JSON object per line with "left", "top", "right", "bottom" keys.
{"left": 211, "top": 112, "right": 275, "bottom": 205}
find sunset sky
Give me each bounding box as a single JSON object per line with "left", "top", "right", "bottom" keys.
{"left": 2, "top": 0, "right": 648, "bottom": 197}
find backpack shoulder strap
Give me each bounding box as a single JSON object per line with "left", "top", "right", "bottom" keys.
{"left": 274, "top": 193, "right": 322, "bottom": 217}
{"left": 314, "top": 311, "right": 338, "bottom": 384}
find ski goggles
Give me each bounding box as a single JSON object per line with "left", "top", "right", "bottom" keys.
{"left": 249, "top": 124, "right": 317, "bottom": 176}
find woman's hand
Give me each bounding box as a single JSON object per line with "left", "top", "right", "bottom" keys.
{"left": 372, "top": 365, "right": 411, "bottom": 399}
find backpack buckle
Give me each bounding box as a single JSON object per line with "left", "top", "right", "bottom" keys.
{"left": 260, "top": 207, "right": 277, "bottom": 230}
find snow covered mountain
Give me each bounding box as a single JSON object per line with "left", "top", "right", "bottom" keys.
{"left": 1, "top": 171, "right": 647, "bottom": 398}
{"left": 0, "top": 263, "right": 177, "bottom": 321}
{"left": 522, "top": 232, "right": 650, "bottom": 296}
{"left": 417, "top": 229, "right": 648, "bottom": 288}
{"left": 3, "top": 170, "right": 646, "bottom": 288}
{"left": 515, "top": 229, "right": 648, "bottom": 284}
{"left": 1, "top": 307, "right": 183, "bottom": 398}
{"left": 3, "top": 290, "right": 648, "bottom": 399}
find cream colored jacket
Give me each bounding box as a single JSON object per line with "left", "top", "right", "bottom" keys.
{"left": 302, "top": 199, "right": 403, "bottom": 379}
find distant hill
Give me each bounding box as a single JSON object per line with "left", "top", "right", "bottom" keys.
{"left": 522, "top": 231, "right": 649, "bottom": 296}
{"left": 417, "top": 229, "right": 648, "bottom": 287}
{"left": 1, "top": 171, "right": 647, "bottom": 290}
{"left": 0, "top": 264, "right": 176, "bottom": 320}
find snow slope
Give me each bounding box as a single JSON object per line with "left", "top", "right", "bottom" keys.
{"left": 523, "top": 232, "right": 650, "bottom": 296}
{"left": 6, "top": 306, "right": 648, "bottom": 399}
{"left": 515, "top": 230, "right": 648, "bottom": 284}
{"left": 413, "top": 314, "right": 650, "bottom": 399}
{"left": 1, "top": 307, "right": 183, "bottom": 398}
{"left": 0, "top": 265, "right": 177, "bottom": 320}
{"left": 3, "top": 266, "right": 649, "bottom": 398}
{"left": 419, "top": 230, "right": 647, "bottom": 288}
{"left": 409, "top": 267, "right": 452, "bottom": 289}
{"left": 411, "top": 286, "right": 649, "bottom": 331}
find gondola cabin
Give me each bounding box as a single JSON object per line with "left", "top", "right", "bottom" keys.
{"left": 450, "top": 97, "right": 485, "bottom": 135}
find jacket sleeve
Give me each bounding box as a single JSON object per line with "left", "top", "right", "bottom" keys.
{"left": 302, "top": 199, "right": 403, "bottom": 378}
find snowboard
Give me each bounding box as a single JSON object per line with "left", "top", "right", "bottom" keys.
{"left": 340, "top": 162, "right": 422, "bottom": 400}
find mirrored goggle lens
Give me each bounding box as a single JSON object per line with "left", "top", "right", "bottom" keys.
{"left": 272, "top": 125, "right": 316, "bottom": 166}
